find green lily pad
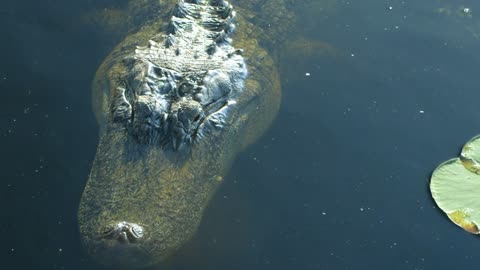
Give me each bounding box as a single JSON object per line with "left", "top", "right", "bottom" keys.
{"left": 460, "top": 135, "right": 480, "bottom": 174}
{"left": 430, "top": 158, "right": 480, "bottom": 234}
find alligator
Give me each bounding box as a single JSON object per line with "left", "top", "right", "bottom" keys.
{"left": 78, "top": 0, "right": 328, "bottom": 268}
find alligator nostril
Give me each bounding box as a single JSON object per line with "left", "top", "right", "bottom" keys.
{"left": 129, "top": 223, "right": 144, "bottom": 239}
{"left": 102, "top": 222, "right": 144, "bottom": 243}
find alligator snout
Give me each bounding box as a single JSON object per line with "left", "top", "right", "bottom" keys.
{"left": 85, "top": 221, "right": 152, "bottom": 268}
{"left": 102, "top": 221, "right": 144, "bottom": 244}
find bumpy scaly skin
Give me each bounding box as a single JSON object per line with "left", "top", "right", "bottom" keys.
{"left": 111, "top": 2, "right": 247, "bottom": 150}
{"left": 78, "top": 0, "right": 298, "bottom": 268}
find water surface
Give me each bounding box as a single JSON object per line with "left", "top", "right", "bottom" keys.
{"left": 2, "top": 0, "right": 480, "bottom": 269}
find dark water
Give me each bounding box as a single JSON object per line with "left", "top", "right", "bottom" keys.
{"left": 2, "top": 0, "right": 480, "bottom": 269}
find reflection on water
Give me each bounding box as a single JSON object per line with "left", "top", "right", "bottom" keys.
{"left": 2, "top": 0, "right": 480, "bottom": 269}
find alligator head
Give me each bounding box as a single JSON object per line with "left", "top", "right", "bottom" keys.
{"left": 78, "top": 0, "right": 271, "bottom": 268}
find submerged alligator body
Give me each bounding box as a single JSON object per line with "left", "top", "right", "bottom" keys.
{"left": 78, "top": 0, "right": 303, "bottom": 268}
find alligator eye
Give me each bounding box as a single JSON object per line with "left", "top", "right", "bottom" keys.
{"left": 193, "top": 114, "right": 200, "bottom": 122}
